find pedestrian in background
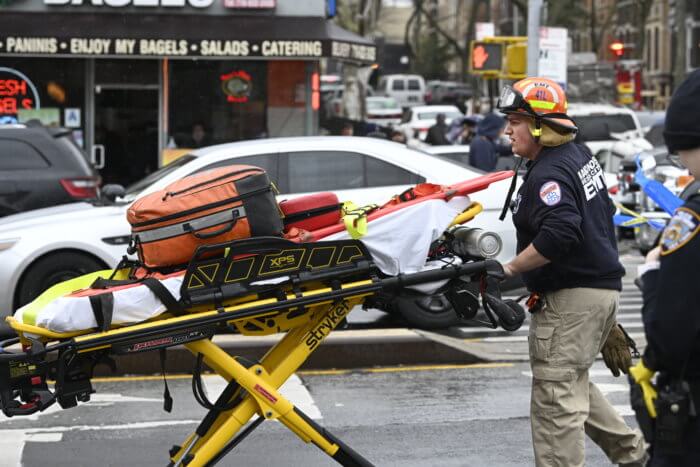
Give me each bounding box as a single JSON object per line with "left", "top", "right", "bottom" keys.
{"left": 424, "top": 113, "right": 450, "bottom": 145}
{"left": 468, "top": 113, "right": 512, "bottom": 171}
{"left": 499, "top": 77, "right": 648, "bottom": 467}
{"left": 629, "top": 69, "right": 700, "bottom": 467}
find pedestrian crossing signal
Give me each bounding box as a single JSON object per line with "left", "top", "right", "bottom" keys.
{"left": 469, "top": 42, "right": 503, "bottom": 75}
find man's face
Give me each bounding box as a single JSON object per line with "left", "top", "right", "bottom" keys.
{"left": 505, "top": 114, "right": 540, "bottom": 159}
{"left": 678, "top": 147, "right": 700, "bottom": 178}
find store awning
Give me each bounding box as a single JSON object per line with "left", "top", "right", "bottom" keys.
{"left": 0, "top": 13, "right": 376, "bottom": 64}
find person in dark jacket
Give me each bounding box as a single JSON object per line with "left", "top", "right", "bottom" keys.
{"left": 468, "top": 113, "right": 512, "bottom": 171}
{"left": 424, "top": 113, "right": 450, "bottom": 145}
{"left": 499, "top": 77, "right": 647, "bottom": 467}
{"left": 629, "top": 69, "right": 700, "bottom": 467}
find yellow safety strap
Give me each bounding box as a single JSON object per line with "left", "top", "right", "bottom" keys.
{"left": 615, "top": 202, "right": 653, "bottom": 228}
{"left": 629, "top": 361, "right": 658, "bottom": 418}
{"left": 20, "top": 268, "right": 131, "bottom": 325}
{"left": 450, "top": 202, "right": 483, "bottom": 226}
{"left": 341, "top": 202, "right": 377, "bottom": 239}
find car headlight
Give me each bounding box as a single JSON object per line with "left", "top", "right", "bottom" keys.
{"left": 0, "top": 237, "right": 20, "bottom": 252}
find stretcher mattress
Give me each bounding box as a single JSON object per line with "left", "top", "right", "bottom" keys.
{"left": 13, "top": 196, "right": 471, "bottom": 333}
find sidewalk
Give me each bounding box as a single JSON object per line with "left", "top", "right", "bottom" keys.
{"left": 98, "top": 326, "right": 648, "bottom": 376}
{"left": 97, "top": 328, "right": 485, "bottom": 376}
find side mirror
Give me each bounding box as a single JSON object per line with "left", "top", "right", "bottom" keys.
{"left": 101, "top": 184, "right": 126, "bottom": 202}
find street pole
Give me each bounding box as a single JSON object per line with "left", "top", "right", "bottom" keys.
{"left": 527, "top": 0, "right": 542, "bottom": 76}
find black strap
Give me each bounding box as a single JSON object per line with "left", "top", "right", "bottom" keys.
{"left": 499, "top": 157, "right": 524, "bottom": 221}
{"left": 282, "top": 203, "right": 342, "bottom": 225}
{"left": 159, "top": 348, "right": 173, "bottom": 413}
{"left": 141, "top": 278, "right": 185, "bottom": 316}
{"left": 89, "top": 293, "right": 114, "bottom": 332}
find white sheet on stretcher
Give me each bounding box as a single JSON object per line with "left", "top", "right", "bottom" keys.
{"left": 325, "top": 196, "right": 471, "bottom": 293}
{"left": 14, "top": 196, "right": 470, "bottom": 332}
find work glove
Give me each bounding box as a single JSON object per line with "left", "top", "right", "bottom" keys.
{"left": 601, "top": 323, "right": 633, "bottom": 377}
{"left": 629, "top": 360, "right": 657, "bottom": 418}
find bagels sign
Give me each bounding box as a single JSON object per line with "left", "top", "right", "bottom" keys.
{"left": 0, "top": 68, "right": 40, "bottom": 122}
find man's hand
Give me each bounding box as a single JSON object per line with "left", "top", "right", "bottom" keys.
{"left": 601, "top": 323, "right": 632, "bottom": 377}
{"left": 503, "top": 263, "right": 517, "bottom": 278}
{"left": 645, "top": 245, "right": 661, "bottom": 263}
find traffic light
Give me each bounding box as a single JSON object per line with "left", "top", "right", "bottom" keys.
{"left": 469, "top": 41, "right": 503, "bottom": 75}
{"left": 609, "top": 41, "right": 625, "bottom": 58}
{"left": 505, "top": 42, "right": 527, "bottom": 77}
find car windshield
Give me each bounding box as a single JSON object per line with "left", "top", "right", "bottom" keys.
{"left": 574, "top": 114, "right": 637, "bottom": 141}
{"left": 124, "top": 154, "right": 197, "bottom": 197}
{"left": 417, "top": 111, "right": 463, "bottom": 120}
{"left": 367, "top": 99, "right": 398, "bottom": 110}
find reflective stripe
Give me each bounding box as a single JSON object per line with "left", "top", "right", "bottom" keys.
{"left": 528, "top": 99, "right": 557, "bottom": 110}
{"left": 137, "top": 206, "right": 246, "bottom": 243}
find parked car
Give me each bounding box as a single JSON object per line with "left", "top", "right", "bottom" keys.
{"left": 425, "top": 80, "right": 473, "bottom": 109}
{"left": 399, "top": 105, "right": 464, "bottom": 141}
{"left": 569, "top": 103, "right": 652, "bottom": 162}
{"left": 365, "top": 96, "right": 403, "bottom": 128}
{"left": 0, "top": 136, "right": 518, "bottom": 330}
{"left": 643, "top": 117, "right": 665, "bottom": 149}
{"left": 376, "top": 74, "right": 426, "bottom": 108}
{"left": 0, "top": 122, "right": 100, "bottom": 217}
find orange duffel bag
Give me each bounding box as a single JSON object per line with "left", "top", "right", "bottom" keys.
{"left": 127, "top": 165, "right": 283, "bottom": 267}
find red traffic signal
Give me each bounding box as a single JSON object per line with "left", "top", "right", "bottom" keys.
{"left": 609, "top": 41, "right": 625, "bottom": 57}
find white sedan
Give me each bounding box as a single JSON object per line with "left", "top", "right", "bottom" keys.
{"left": 399, "top": 105, "right": 464, "bottom": 141}
{"left": 0, "top": 136, "right": 518, "bottom": 319}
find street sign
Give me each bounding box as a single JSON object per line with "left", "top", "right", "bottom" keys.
{"left": 475, "top": 22, "right": 495, "bottom": 41}
{"left": 64, "top": 107, "right": 81, "bottom": 128}
{"left": 538, "top": 27, "right": 568, "bottom": 88}
{"left": 469, "top": 41, "right": 503, "bottom": 75}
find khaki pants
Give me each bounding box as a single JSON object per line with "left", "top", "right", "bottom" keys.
{"left": 529, "top": 288, "right": 646, "bottom": 467}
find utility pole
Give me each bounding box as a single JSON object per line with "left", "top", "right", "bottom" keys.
{"left": 527, "top": 0, "right": 542, "bottom": 76}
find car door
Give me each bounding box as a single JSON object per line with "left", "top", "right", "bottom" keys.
{"left": 406, "top": 77, "right": 424, "bottom": 105}
{"left": 0, "top": 137, "right": 51, "bottom": 216}
{"left": 390, "top": 78, "right": 407, "bottom": 108}
{"left": 280, "top": 150, "right": 425, "bottom": 206}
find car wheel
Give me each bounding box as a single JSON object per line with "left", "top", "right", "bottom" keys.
{"left": 16, "top": 252, "right": 106, "bottom": 308}
{"left": 393, "top": 290, "right": 459, "bottom": 329}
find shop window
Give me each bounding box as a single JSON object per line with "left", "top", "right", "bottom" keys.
{"left": 96, "top": 59, "right": 158, "bottom": 85}
{"left": 286, "top": 151, "right": 364, "bottom": 193}
{"left": 365, "top": 157, "right": 423, "bottom": 187}
{"left": 0, "top": 58, "right": 85, "bottom": 131}
{"left": 0, "top": 139, "right": 49, "bottom": 170}
{"left": 169, "top": 60, "right": 268, "bottom": 147}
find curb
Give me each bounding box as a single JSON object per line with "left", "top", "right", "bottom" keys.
{"left": 95, "top": 328, "right": 488, "bottom": 376}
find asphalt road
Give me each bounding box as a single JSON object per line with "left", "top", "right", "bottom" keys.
{"left": 2, "top": 361, "right": 640, "bottom": 467}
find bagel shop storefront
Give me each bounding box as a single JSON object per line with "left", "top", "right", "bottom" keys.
{"left": 0, "top": 1, "right": 376, "bottom": 186}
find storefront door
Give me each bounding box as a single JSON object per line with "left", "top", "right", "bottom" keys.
{"left": 94, "top": 87, "right": 158, "bottom": 187}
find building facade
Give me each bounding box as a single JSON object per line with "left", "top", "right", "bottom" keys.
{"left": 0, "top": 0, "right": 375, "bottom": 185}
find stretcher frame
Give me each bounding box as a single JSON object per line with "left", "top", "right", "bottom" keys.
{"left": 0, "top": 234, "right": 512, "bottom": 466}
{"left": 1, "top": 171, "right": 523, "bottom": 465}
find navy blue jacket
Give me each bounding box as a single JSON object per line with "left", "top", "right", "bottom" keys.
{"left": 469, "top": 114, "right": 511, "bottom": 171}
{"left": 641, "top": 192, "right": 700, "bottom": 379}
{"left": 511, "top": 142, "right": 624, "bottom": 293}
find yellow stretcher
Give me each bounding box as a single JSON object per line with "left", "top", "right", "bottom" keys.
{"left": 0, "top": 234, "right": 522, "bottom": 466}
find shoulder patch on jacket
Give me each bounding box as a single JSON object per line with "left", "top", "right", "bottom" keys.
{"left": 539, "top": 181, "right": 562, "bottom": 206}
{"left": 660, "top": 207, "right": 700, "bottom": 255}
